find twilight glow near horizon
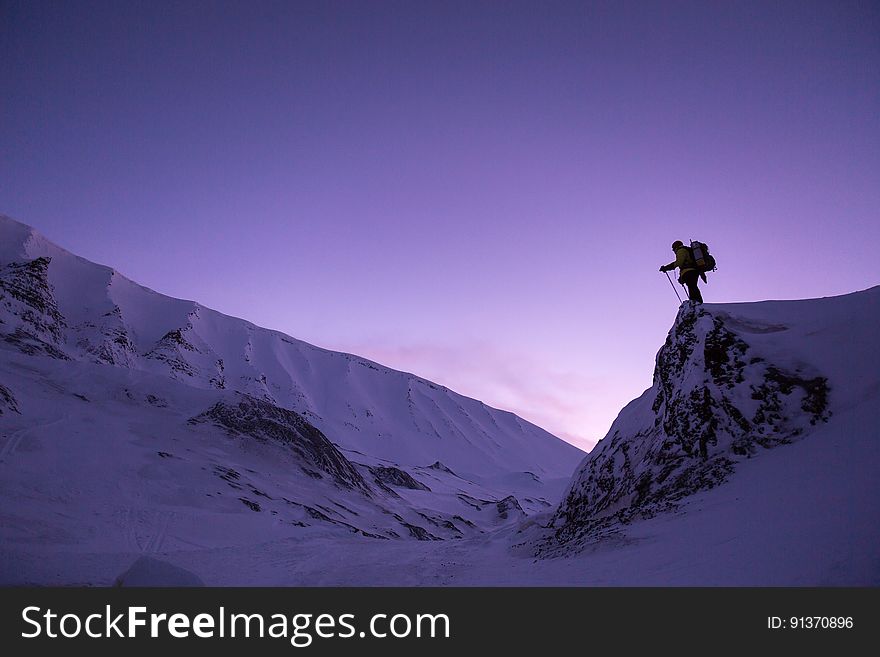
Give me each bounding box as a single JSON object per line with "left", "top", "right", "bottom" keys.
{"left": 2, "top": 1, "right": 878, "bottom": 450}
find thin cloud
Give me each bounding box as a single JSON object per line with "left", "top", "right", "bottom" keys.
{"left": 344, "top": 338, "right": 607, "bottom": 450}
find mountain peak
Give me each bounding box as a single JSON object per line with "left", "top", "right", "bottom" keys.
{"left": 547, "top": 288, "right": 880, "bottom": 552}
{"left": 0, "top": 215, "right": 583, "bottom": 478}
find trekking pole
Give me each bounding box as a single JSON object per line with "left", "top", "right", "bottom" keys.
{"left": 664, "top": 270, "right": 682, "bottom": 303}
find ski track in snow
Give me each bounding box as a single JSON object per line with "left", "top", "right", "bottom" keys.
{"left": 145, "top": 511, "right": 172, "bottom": 554}
{"left": 126, "top": 508, "right": 173, "bottom": 555}
{"left": 0, "top": 417, "right": 66, "bottom": 462}
{"left": 0, "top": 430, "right": 26, "bottom": 461}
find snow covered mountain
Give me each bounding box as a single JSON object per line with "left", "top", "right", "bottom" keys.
{"left": 0, "top": 215, "right": 583, "bottom": 584}
{"left": 0, "top": 215, "right": 580, "bottom": 479}
{"left": 2, "top": 213, "right": 876, "bottom": 586}
{"left": 547, "top": 288, "right": 880, "bottom": 566}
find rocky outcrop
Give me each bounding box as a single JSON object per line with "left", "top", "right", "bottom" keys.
{"left": 426, "top": 461, "right": 457, "bottom": 475}
{"left": 0, "top": 257, "right": 68, "bottom": 359}
{"left": 496, "top": 495, "right": 525, "bottom": 520}
{"left": 369, "top": 465, "right": 431, "bottom": 491}
{"left": 146, "top": 327, "right": 200, "bottom": 377}
{"left": 190, "top": 394, "right": 370, "bottom": 492}
{"left": 550, "top": 303, "right": 830, "bottom": 548}
{"left": 73, "top": 305, "right": 137, "bottom": 367}
{"left": 400, "top": 522, "right": 442, "bottom": 541}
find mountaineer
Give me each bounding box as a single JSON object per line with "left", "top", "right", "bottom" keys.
{"left": 660, "top": 240, "right": 704, "bottom": 304}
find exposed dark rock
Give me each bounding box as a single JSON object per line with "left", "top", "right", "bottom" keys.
{"left": 400, "top": 522, "right": 442, "bottom": 541}
{"left": 416, "top": 512, "right": 462, "bottom": 535}
{"left": 315, "top": 503, "right": 343, "bottom": 519}
{"left": 74, "top": 305, "right": 136, "bottom": 366}
{"left": 281, "top": 498, "right": 380, "bottom": 536}
{"left": 214, "top": 466, "right": 240, "bottom": 481}
{"left": 248, "top": 485, "right": 272, "bottom": 499}
{"left": 550, "top": 303, "right": 831, "bottom": 552}
{"left": 0, "top": 384, "right": 19, "bottom": 415}
{"left": 358, "top": 530, "right": 390, "bottom": 540}
{"left": 369, "top": 465, "right": 431, "bottom": 491}
{"left": 214, "top": 466, "right": 243, "bottom": 490}
{"left": 3, "top": 328, "right": 69, "bottom": 359}
{"left": 0, "top": 258, "right": 68, "bottom": 358}
{"left": 332, "top": 501, "right": 359, "bottom": 516}
{"left": 452, "top": 515, "right": 477, "bottom": 529}
{"left": 440, "top": 519, "right": 463, "bottom": 533}
{"left": 210, "top": 358, "right": 226, "bottom": 389}
{"left": 145, "top": 327, "right": 199, "bottom": 376}
{"left": 239, "top": 498, "right": 261, "bottom": 512}
{"left": 752, "top": 367, "right": 830, "bottom": 437}
{"left": 191, "top": 395, "right": 370, "bottom": 492}
{"left": 303, "top": 505, "right": 333, "bottom": 522}
{"left": 426, "top": 461, "right": 457, "bottom": 476}
{"left": 82, "top": 328, "right": 135, "bottom": 365}
{"left": 369, "top": 477, "right": 402, "bottom": 498}
{"left": 157, "top": 328, "right": 197, "bottom": 351}
{"left": 0, "top": 258, "right": 63, "bottom": 322}
{"left": 496, "top": 495, "right": 525, "bottom": 520}
{"left": 456, "top": 494, "right": 485, "bottom": 510}
{"left": 704, "top": 317, "right": 749, "bottom": 388}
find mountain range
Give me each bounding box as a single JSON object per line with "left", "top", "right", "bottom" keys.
{"left": 1, "top": 215, "right": 876, "bottom": 585}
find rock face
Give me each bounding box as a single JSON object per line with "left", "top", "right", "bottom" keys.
{"left": 74, "top": 305, "right": 137, "bottom": 367}
{"left": 369, "top": 466, "right": 431, "bottom": 491}
{"left": 551, "top": 303, "right": 831, "bottom": 547}
{"left": 190, "top": 395, "right": 370, "bottom": 492}
{"left": 146, "top": 326, "right": 200, "bottom": 377}
{"left": 496, "top": 495, "right": 525, "bottom": 520}
{"left": 427, "top": 461, "right": 456, "bottom": 475}
{"left": 0, "top": 257, "right": 68, "bottom": 359}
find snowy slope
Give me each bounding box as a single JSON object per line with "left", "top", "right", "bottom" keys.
{"left": 548, "top": 289, "right": 880, "bottom": 562}
{"left": 0, "top": 214, "right": 584, "bottom": 585}
{"left": 0, "top": 214, "right": 582, "bottom": 481}
{"left": 2, "top": 212, "right": 876, "bottom": 586}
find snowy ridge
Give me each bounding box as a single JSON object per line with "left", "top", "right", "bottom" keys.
{"left": 0, "top": 214, "right": 586, "bottom": 583}
{"left": 548, "top": 288, "right": 879, "bottom": 554}
{"left": 0, "top": 215, "right": 582, "bottom": 479}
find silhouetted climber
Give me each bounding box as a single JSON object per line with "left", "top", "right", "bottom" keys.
{"left": 660, "top": 240, "right": 703, "bottom": 304}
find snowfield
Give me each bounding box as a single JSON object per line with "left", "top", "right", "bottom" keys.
{"left": 0, "top": 215, "right": 877, "bottom": 585}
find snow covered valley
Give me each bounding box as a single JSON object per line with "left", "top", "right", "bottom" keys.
{"left": 1, "top": 216, "right": 877, "bottom": 585}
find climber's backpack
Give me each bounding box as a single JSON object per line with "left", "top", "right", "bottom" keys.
{"left": 689, "top": 240, "right": 716, "bottom": 273}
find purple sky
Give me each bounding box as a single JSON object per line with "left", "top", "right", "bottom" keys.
{"left": 2, "top": 1, "right": 878, "bottom": 449}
